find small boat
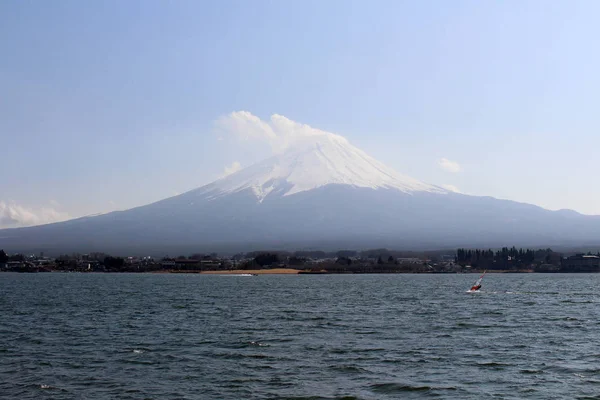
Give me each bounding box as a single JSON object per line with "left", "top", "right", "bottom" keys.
{"left": 469, "top": 270, "right": 486, "bottom": 292}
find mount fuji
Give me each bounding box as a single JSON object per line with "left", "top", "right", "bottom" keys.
{"left": 1, "top": 132, "right": 600, "bottom": 255}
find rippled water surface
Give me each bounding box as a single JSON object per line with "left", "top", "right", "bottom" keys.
{"left": 2, "top": 273, "right": 600, "bottom": 399}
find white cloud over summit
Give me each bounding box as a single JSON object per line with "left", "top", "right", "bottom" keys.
{"left": 214, "top": 112, "right": 468, "bottom": 197}
{"left": 215, "top": 111, "right": 347, "bottom": 154}
{"left": 438, "top": 158, "right": 462, "bottom": 173}
{"left": 0, "top": 201, "right": 71, "bottom": 228}
{"left": 223, "top": 161, "right": 242, "bottom": 177}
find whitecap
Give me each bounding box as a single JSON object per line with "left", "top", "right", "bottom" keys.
{"left": 249, "top": 341, "right": 269, "bottom": 347}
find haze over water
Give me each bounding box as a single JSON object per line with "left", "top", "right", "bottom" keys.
{"left": 2, "top": 273, "right": 599, "bottom": 399}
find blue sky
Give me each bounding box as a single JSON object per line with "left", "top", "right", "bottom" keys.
{"left": 1, "top": 0, "right": 600, "bottom": 226}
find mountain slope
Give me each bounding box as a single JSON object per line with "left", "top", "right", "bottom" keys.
{"left": 1, "top": 134, "right": 599, "bottom": 255}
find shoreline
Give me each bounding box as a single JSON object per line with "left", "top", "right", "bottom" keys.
{"left": 200, "top": 268, "right": 300, "bottom": 275}
{"left": 0, "top": 268, "right": 557, "bottom": 274}
{"left": 155, "top": 268, "right": 534, "bottom": 275}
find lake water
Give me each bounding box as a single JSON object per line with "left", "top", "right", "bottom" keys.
{"left": 1, "top": 272, "right": 600, "bottom": 399}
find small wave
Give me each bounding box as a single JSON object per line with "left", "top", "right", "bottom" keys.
{"left": 547, "top": 316, "right": 580, "bottom": 321}
{"left": 217, "top": 352, "right": 294, "bottom": 362}
{"left": 37, "top": 384, "right": 68, "bottom": 393}
{"left": 561, "top": 300, "right": 595, "bottom": 304}
{"left": 244, "top": 353, "right": 273, "bottom": 359}
{"left": 133, "top": 349, "right": 145, "bottom": 354}
{"left": 370, "top": 383, "right": 432, "bottom": 393}
{"left": 330, "top": 347, "right": 385, "bottom": 354}
{"left": 239, "top": 363, "right": 275, "bottom": 370}
{"left": 249, "top": 341, "right": 269, "bottom": 347}
{"left": 275, "top": 397, "right": 359, "bottom": 400}
{"left": 520, "top": 369, "right": 543, "bottom": 375}
{"left": 454, "top": 322, "right": 493, "bottom": 329}
{"left": 268, "top": 337, "right": 295, "bottom": 343}
{"left": 477, "top": 361, "right": 512, "bottom": 368}
{"left": 520, "top": 388, "right": 537, "bottom": 393}
{"left": 328, "top": 364, "right": 367, "bottom": 373}
{"left": 304, "top": 316, "right": 326, "bottom": 321}
{"left": 231, "top": 377, "right": 266, "bottom": 384}
{"left": 121, "top": 359, "right": 154, "bottom": 365}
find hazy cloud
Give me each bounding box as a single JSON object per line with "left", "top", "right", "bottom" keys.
{"left": 215, "top": 111, "right": 347, "bottom": 154}
{"left": 0, "top": 201, "right": 71, "bottom": 229}
{"left": 216, "top": 111, "right": 276, "bottom": 143}
{"left": 438, "top": 158, "right": 462, "bottom": 173}
{"left": 223, "top": 161, "right": 242, "bottom": 177}
{"left": 441, "top": 184, "right": 462, "bottom": 193}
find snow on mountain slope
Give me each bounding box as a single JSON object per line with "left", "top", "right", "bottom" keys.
{"left": 198, "top": 132, "right": 445, "bottom": 202}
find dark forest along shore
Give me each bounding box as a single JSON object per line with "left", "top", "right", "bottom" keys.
{"left": 2, "top": 273, "right": 600, "bottom": 399}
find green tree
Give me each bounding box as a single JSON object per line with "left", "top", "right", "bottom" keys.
{"left": 9, "top": 254, "right": 25, "bottom": 262}
{"left": 254, "top": 253, "right": 280, "bottom": 267}
{"left": 104, "top": 256, "right": 125, "bottom": 270}
{"left": 336, "top": 257, "right": 352, "bottom": 266}
{"left": 0, "top": 250, "right": 8, "bottom": 263}
{"left": 336, "top": 250, "right": 357, "bottom": 258}
{"left": 289, "top": 256, "right": 307, "bottom": 266}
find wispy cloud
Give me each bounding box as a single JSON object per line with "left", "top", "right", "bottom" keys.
{"left": 0, "top": 201, "right": 71, "bottom": 229}
{"left": 438, "top": 158, "right": 462, "bottom": 173}
{"left": 441, "top": 184, "right": 462, "bottom": 193}
{"left": 223, "top": 161, "right": 242, "bottom": 177}
{"left": 215, "top": 111, "right": 346, "bottom": 154}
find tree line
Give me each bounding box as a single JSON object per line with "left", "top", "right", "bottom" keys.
{"left": 0, "top": 250, "right": 24, "bottom": 263}
{"left": 456, "top": 247, "right": 563, "bottom": 269}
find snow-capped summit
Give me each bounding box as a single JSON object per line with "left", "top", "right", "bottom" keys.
{"left": 199, "top": 132, "right": 445, "bottom": 202}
